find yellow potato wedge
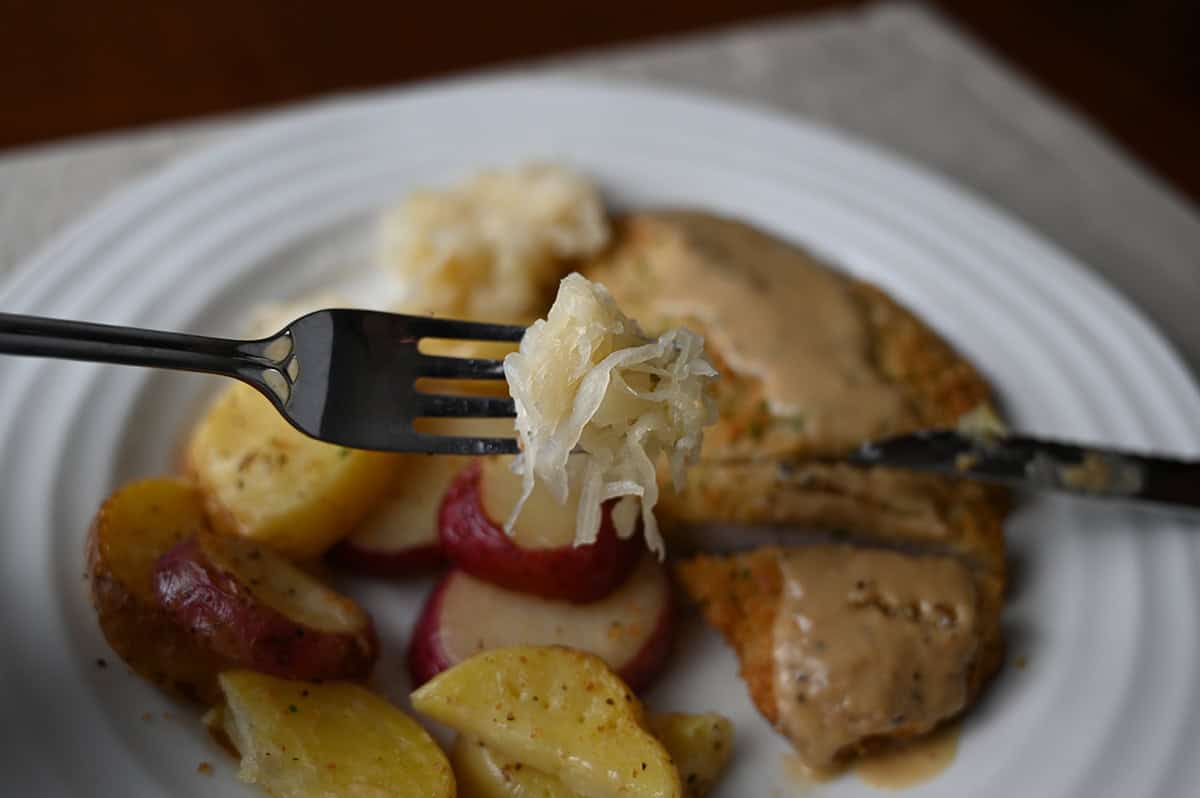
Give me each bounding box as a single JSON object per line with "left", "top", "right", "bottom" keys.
{"left": 453, "top": 711, "right": 733, "bottom": 798}
{"left": 217, "top": 670, "right": 454, "bottom": 798}
{"left": 185, "top": 382, "right": 400, "bottom": 559}
{"left": 412, "top": 645, "right": 680, "bottom": 798}
{"left": 648, "top": 714, "right": 734, "bottom": 798}
{"left": 452, "top": 734, "right": 567, "bottom": 798}
{"left": 87, "top": 477, "right": 228, "bottom": 703}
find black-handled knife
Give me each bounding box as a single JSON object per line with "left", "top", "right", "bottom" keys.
{"left": 848, "top": 430, "right": 1198, "bottom": 511}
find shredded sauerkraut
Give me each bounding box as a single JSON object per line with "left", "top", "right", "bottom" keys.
{"left": 503, "top": 273, "right": 718, "bottom": 557}
{"left": 378, "top": 163, "right": 610, "bottom": 322}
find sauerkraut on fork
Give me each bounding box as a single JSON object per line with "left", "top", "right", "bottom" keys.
{"left": 503, "top": 273, "right": 718, "bottom": 557}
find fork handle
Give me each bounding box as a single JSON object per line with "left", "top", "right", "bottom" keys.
{"left": 0, "top": 312, "right": 288, "bottom": 394}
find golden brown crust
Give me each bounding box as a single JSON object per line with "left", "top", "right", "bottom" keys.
{"left": 676, "top": 551, "right": 785, "bottom": 725}
{"left": 852, "top": 280, "right": 994, "bottom": 430}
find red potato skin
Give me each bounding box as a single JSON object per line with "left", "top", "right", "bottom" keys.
{"left": 618, "top": 582, "right": 675, "bottom": 692}
{"left": 438, "top": 463, "right": 642, "bottom": 602}
{"left": 406, "top": 568, "right": 675, "bottom": 692}
{"left": 406, "top": 573, "right": 452, "bottom": 688}
{"left": 153, "top": 538, "right": 378, "bottom": 681}
{"left": 330, "top": 538, "right": 445, "bottom": 578}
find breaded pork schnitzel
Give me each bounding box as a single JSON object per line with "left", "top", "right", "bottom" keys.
{"left": 585, "top": 211, "right": 1008, "bottom": 771}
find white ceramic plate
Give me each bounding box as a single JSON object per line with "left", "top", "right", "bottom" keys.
{"left": 1, "top": 77, "right": 1198, "bottom": 797}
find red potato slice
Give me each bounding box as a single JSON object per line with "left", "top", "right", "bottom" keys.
{"left": 87, "top": 478, "right": 230, "bottom": 704}
{"left": 438, "top": 457, "right": 642, "bottom": 602}
{"left": 408, "top": 555, "right": 673, "bottom": 690}
{"left": 331, "top": 456, "right": 470, "bottom": 576}
{"left": 154, "top": 533, "right": 378, "bottom": 681}
{"left": 332, "top": 515, "right": 443, "bottom": 576}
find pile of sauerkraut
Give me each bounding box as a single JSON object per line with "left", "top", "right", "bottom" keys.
{"left": 378, "top": 163, "right": 610, "bottom": 321}
{"left": 503, "top": 273, "right": 718, "bottom": 557}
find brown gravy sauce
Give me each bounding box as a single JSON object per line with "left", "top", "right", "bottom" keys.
{"left": 640, "top": 212, "right": 915, "bottom": 439}
{"left": 854, "top": 722, "right": 961, "bottom": 789}
{"left": 771, "top": 546, "right": 978, "bottom": 772}
{"left": 779, "top": 752, "right": 826, "bottom": 792}
{"left": 778, "top": 723, "right": 960, "bottom": 791}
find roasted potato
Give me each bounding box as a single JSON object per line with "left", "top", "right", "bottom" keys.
{"left": 87, "top": 477, "right": 228, "bottom": 703}
{"left": 217, "top": 671, "right": 454, "bottom": 798}
{"left": 185, "top": 382, "right": 400, "bottom": 559}
{"left": 154, "top": 532, "right": 378, "bottom": 681}
{"left": 451, "top": 734, "right": 575, "bottom": 798}
{"left": 453, "top": 712, "right": 732, "bottom": 798}
{"left": 412, "top": 645, "right": 680, "bottom": 798}
{"left": 438, "top": 458, "right": 642, "bottom": 603}
{"left": 408, "top": 557, "right": 673, "bottom": 691}
{"left": 648, "top": 713, "right": 734, "bottom": 798}
{"left": 330, "top": 454, "right": 470, "bottom": 577}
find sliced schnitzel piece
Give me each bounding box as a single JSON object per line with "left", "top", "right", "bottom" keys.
{"left": 584, "top": 209, "right": 1008, "bottom": 574}
{"left": 677, "top": 546, "right": 1003, "bottom": 773}
{"left": 585, "top": 211, "right": 995, "bottom": 461}
{"left": 661, "top": 460, "right": 1007, "bottom": 579}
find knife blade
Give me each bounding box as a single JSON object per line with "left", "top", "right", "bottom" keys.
{"left": 848, "top": 429, "right": 1199, "bottom": 511}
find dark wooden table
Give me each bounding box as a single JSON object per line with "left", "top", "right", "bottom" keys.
{"left": 4, "top": 0, "right": 1198, "bottom": 200}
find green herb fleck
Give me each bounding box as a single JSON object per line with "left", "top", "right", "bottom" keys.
{"left": 288, "top": 704, "right": 298, "bottom": 713}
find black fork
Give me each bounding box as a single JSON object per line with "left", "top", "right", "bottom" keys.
{"left": 0, "top": 309, "right": 524, "bottom": 454}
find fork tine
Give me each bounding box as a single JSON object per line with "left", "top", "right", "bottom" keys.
{"left": 406, "top": 315, "right": 526, "bottom": 343}
{"left": 411, "top": 434, "right": 521, "bottom": 456}
{"left": 415, "top": 393, "right": 516, "bottom": 418}
{"left": 417, "top": 354, "right": 507, "bottom": 380}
